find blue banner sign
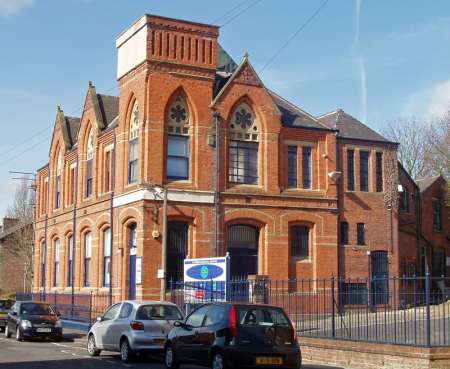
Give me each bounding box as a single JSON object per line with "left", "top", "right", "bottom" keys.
{"left": 184, "top": 256, "right": 229, "bottom": 303}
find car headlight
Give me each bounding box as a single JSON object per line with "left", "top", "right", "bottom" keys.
{"left": 21, "top": 320, "right": 32, "bottom": 328}
{"left": 55, "top": 320, "right": 63, "bottom": 328}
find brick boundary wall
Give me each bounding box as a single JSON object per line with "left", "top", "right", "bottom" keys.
{"left": 299, "top": 337, "right": 450, "bottom": 369}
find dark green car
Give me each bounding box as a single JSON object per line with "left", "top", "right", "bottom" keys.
{"left": 0, "top": 299, "right": 15, "bottom": 332}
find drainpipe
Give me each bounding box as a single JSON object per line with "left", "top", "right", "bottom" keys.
{"left": 44, "top": 166, "right": 51, "bottom": 295}
{"left": 109, "top": 132, "right": 116, "bottom": 306}
{"left": 71, "top": 154, "right": 79, "bottom": 309}
{"left": 213, "top": 111, "right": 221, "bottom": 257}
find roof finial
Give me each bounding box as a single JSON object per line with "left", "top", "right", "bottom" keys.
{"left": 88, "top": 80, "right": 93, "bottom": 88}
{"left": 243, "top": 51, "right": 249, "bottom": 60}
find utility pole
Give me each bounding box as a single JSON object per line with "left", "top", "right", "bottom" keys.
{"left": 213, "top": 112, "right": 221, "bottom": 257}
{"left": 141, "top": 182, "right": 168, "bottom": 301}
{"left": 9, "top": 171, "right": 36, "bottom": 292}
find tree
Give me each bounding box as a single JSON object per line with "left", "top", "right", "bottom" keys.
{"left": 382, "top": 117, "right": 429, "bottom": 180}
{"left": 4, "top": 179, "right": 35, "bottom": 291}
{"left": 424, "top": 114, "right": 450, "bottom": 180}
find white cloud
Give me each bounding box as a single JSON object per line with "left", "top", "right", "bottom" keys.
{"left": 0, "top": 0, "right": 33, "bottom": 17}
{"left": 354, "top": 0, "right": 362, "bottom": 44}
{"left": 402, "top": 78, "right": 450, "bottom": 119}
{"left": 426, "top": 79, "right": 450, "bottom": 118}
{"left": 359, "top": 57, "right": 367, "bottom": 123}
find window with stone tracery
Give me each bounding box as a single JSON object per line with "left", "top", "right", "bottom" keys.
{"left": 128, "top": 103, "right": 139, "bottom": 184}
{"left": 55, "top": 150, "right": 63, "bottom": 209}
{"left": 167, "top": 96, "right": 190, "bottom": 180}
{"left": 228, "top": 103, "right": 259, "bottom": 184}
{"left": 85, "top": 129, "right": 94, "bottom": 197}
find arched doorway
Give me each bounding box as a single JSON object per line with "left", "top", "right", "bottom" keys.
{"left": 128, "top": 223, "right": 137, "bottom": 300}
{"left": 227, "top": 224, "right": 259, "bottom": 279}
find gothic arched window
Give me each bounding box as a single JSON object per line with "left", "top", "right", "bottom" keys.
{"left": 228, "top": 103, "right": 259, "bottom": 184}
{"left": 128, "top": 103, "right": 139, "bottom": 184}
{"left": 85, "top": 130, "right": 94, "bottom": 197}
{"left": 55, "top": 150, "right": 63, "bottom": 209}
{"left": 166, "top": 96, "right": 190, "bottom": 180}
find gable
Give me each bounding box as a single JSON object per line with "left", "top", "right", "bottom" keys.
{"left": 233, "top": 62, "right": 263, "bottom": 87}
{"left": 211, "top": 55, "right": 265, "bottom": 107}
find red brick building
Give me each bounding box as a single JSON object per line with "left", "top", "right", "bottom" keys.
{"left": 398, "top": 169, "right": 450, "bottom": 279}
{"left": 32, "top": 14, "right": 447, "bottom": 300}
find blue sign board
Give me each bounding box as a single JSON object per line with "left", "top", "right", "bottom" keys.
{"left": 183, "top": 256, "right": 229, "bottom": 303}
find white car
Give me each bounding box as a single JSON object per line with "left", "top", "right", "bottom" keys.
{"left": 87, "top": 300, "right": 184, "bottom": 362}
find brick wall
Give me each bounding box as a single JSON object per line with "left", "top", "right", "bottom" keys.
{"left": 31, "top": 13, "right": 410, "bottom": 298}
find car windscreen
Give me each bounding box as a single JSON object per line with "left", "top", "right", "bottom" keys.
{"left": 0, "top": 300, "right": 13, "bottom": 311}
{"left": 136, "top": 305, "right": 183, "bottom": 321}
{"left": 236, "top": 306, "right": 290, "bottom": 327}
{"left": 20, "top": 303, "right": 55, "bottom": 316}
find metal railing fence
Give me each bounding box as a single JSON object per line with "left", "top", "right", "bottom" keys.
{"left": 168, "top": 274, "right": 450, "bottom": 347}
{"left": 15, "top": 274, "right": 450, "bottom": 347}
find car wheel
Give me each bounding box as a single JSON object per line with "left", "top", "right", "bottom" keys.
{"left": 15, "top": 327, "right": 23, "bottom": 342}
{"left": 212, "top": 352, "right": 227, "bottom": 369}
{"left": 87, "top": 334, "right": 101, "bottom": 357}
{"left": 120, "top": 338, "right": 133, "bottom": 363}
{"left": 4, "top": 325, "right": 11, "bottom": 338}
{"left": 165, "top": 344, "right": 179, "bottom": 369}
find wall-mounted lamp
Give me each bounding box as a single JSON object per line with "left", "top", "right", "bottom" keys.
{"left": 328, "top": 171, "right": 342, "bottom": 181}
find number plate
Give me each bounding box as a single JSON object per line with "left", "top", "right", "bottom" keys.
{"left": 36, "top": 328, "right": 51, "bottom": 333}
{"left": 256, "top": 357, "right": 283, "bottom": 365}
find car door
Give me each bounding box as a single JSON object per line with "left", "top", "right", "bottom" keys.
{"left": 193, "top": 304, "right": 227, "bottom": 366}
{"left": 8, "top": 303, "right": 19, "bottom": 333}
{"left": 108, "top": 302, "right": 134, "bottom": 351}
{"left": 175, "top": 305, "right": 209, "bottom": 364}
{"left": 94, "top": 303, "right": 121, "bottom": 350}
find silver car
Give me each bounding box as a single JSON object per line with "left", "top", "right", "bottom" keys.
{"left": 86, "top": 300, "right": 184, "bottom": 362}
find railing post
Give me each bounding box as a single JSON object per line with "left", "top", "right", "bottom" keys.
{"left": 331, "top": 275, "right": 336, "bottom": 339}
{"left": 425, "top": 272, "right": 431, "bottom": 347}
{"left": 89, "top": 291, "right": 93, "bottom": 327}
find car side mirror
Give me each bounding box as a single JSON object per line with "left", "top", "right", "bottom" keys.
{"left": 96, "top": 316, "right": 103, "bottom": 322}
{"left": 174, "top": 320, "right": 189, "bottom": 329}
{"left": 11, "top": 311, "right": 17, "bottom": 316}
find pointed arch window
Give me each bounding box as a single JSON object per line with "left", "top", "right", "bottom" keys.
{"left": 83, "top": 231, "right": 92, "bottom": 287}
{"left": 85, "top": 130, "right": 94, "bottom": 197}
{"left": 128, "top": 103, "right": 139, "bottom": 184}
{"left": 228, "top": 103, "right": 259, "bottom": 184}
{"left": 103, "top": 227, "right": 111, "bottom": 287}
{"left": 167, "top": 96, "right": 190, "bottom": 180}
{"left": 55, "top": 150, "right": 63, "bottom": 209}
{"left": 53, "top": 239, "right": 60, "bottom": 287}
{"left": 67, "top": 235, "right": 73, "bottom": 287}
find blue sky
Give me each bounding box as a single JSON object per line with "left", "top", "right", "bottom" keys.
{"left": 1, "top": 0, "right": 450, "bottom": 219}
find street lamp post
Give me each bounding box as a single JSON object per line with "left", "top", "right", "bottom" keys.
{"left": 156, "top": 186, "right": 168, "bottom": 301}
{"left": 143, "top": 182, "right": 168, "bottom": 301}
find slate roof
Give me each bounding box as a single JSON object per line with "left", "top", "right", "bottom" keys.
{"left": 416, "top": 176, "right": 442, "bottom": 192}
{"left": 268, "top": 90, "right": 332, "bottom": 130}
{"left": 317, "top": 109, "right": 393, "bottom": 143}
{"left": 97, "top": 94, "right": 119, "bottom": 128}
{"left": 65, "top": 116, "right": 80, "bottom": 147}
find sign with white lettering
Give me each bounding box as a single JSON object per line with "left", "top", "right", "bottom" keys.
{"left": 183, "top": 256, "right": 229, "bottom": 303}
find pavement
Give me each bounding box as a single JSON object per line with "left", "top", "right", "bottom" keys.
{"left": 0, "top": 327, "right": 345, "bottom": 369}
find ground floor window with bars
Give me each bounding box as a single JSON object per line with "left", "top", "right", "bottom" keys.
{"left": 290, "top": 226, "right": 309, "bottom": 259}
{"left": 339, "top": 282, "right": 368, "bottom": 305}
{"left": 229, "top": 140, "right": 258, "bottom": 184}
{"left": 167, "top": 221, "right": 188, "bottom": 286}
